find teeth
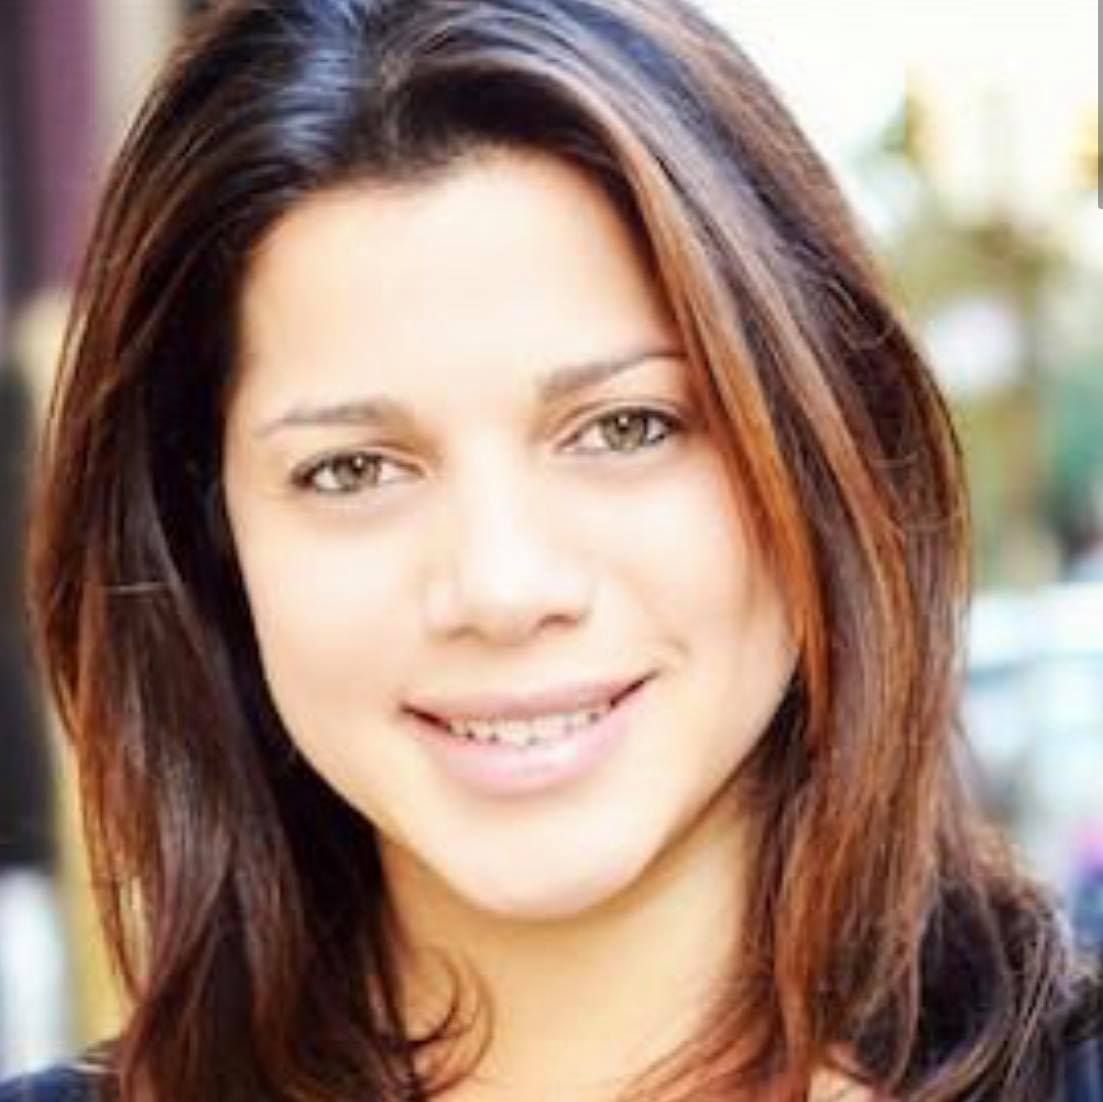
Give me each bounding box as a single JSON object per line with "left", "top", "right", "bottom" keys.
{"left": 499, "top": 720, "right": 529, "bottom": 747}
{"left": 470, "top": 719, "right": 496, "bottom": 743}
{"left": 444, "top": 701, "right": 612, "bottom": 746}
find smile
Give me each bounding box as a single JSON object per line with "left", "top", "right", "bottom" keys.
{"left": 407, "top": 675, "right": 646, "bottom": 748}
{"left": 440, "top": 702, "right": 614, "bottom": 747}
{"left": 404, "top": 676, "right": 651, "bottom": 797}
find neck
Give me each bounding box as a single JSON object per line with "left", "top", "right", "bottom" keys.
{"left": 380, "top": 788, "right": 747, "bottom": 1102}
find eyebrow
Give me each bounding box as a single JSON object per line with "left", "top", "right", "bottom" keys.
{"left": 254, "top": 345, "right": 682, "bottom": 438}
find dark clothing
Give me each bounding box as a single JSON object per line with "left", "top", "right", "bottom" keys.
{"left": 0, "top": 1063, "right": 94, "bottom": 1101}
{"left": 1064, "top": 1030, "right": 1103, "bottom": 1101}
{"left": 2, "top": 1032, "right": 1102, "bottom": 1102}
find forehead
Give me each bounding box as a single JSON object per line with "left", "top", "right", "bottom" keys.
{"left": 232, "top": 150, "right": 681, "bottom": 408}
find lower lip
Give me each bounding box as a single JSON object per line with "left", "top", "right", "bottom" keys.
{"left": 404, "top": 679, "right": 649, "bottom": 799}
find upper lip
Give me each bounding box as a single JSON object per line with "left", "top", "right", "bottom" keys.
{"left": 406, "top": 675, "right": 648, "bottom": 724}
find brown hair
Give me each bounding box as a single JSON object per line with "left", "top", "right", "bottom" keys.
{"left": 29, "top": 0, "right": 1095, "bottom": 1099}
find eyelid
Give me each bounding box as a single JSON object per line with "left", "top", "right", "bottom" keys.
{"left": 287, "top": 400, "right": 690, "bottom": 495}
{"left": 290, "top": 447, "right": 415, "bottom": 495}
{"left": 560, "top": 402, "right": 688, "bottom": 455}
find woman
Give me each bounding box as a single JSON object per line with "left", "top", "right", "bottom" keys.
{"left": 5, "top": 0, "right": 1101, "bottom": 1098}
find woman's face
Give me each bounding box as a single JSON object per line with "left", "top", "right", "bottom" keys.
{"left": 223, "top": 150, "right": 795, "bottom": 920}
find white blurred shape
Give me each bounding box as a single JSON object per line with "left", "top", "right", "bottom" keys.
{"left": 922, "top": 296, "right": 1024, "bottom": 397}
{"left": 0, "top": 871, "right": 70, "bottom": 1076}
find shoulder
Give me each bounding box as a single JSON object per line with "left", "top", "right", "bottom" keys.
{"left": 1061, "top": 960, "right": 1103, "bottom": 1102}
{"left": 0, "top": 1063, "right": 99, "bottom": 1102}
{"left": 1063, "top": 1028, "right": 1103, "bottom": 1101}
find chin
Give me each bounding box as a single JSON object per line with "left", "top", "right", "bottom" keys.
{"left": 437, "top": 834, "right": 655, "bottom": 923}
{"left": 457, "top": 874, "right": 635, "bottom": 923}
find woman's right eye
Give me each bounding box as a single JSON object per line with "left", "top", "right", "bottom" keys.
{"left": 291, "top": 451, "right": 411, "bottom": 496}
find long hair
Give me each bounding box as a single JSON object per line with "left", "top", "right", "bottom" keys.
{"left": 28, "top": 1, "right": 1093, "bottom": 1098}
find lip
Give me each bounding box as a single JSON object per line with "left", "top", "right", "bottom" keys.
{"left": 405, "top": 675, "right": 645, "bottom": 725}
{"left": 402, "top": 675, "right": 653, "bottom": 798}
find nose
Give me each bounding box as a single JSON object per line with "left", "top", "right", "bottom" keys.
{"left": 422, "top": 469, "right": 593, "bottom": 646}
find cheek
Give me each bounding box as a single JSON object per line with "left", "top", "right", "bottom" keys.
{"left": 603, "top": 457, "right": 795, "bottom": 751}
{"left": 586, "top": 453, "right": 772, "bottom": 630}
{"left": 230, "top": 515, "right": 418, "bottom": 723}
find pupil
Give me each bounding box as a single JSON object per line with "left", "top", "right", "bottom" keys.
{"left": 604, "top": 412, "right": 647, "bottom": 450}
{"left": 338, "top": 455, "right": 373, "bottom": 487}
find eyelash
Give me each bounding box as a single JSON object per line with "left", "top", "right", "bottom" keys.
{"left": 290, "top": 406, "right": 685, "bottom": 497}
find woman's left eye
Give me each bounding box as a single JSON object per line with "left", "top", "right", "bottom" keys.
{"left": 566, "top": 408, "right": 683, "bottom": 456}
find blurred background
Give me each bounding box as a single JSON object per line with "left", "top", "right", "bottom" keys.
{"left": 0, "top": 0, "right": 1100, "bottom": 1077}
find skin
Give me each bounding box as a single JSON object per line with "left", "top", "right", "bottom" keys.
{"left": 222, "top": 150, "right": 803, "bottom": 1097}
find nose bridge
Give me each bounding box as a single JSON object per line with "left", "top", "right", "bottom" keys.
{"left": 424, "top": 452, "right": 589, "bottom": 642}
